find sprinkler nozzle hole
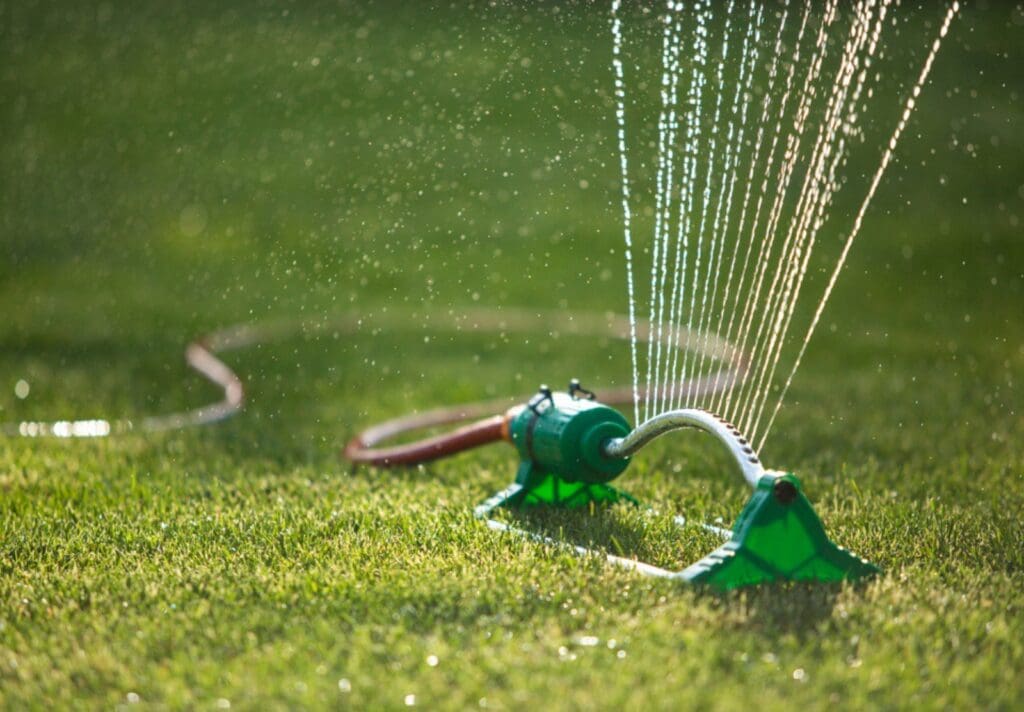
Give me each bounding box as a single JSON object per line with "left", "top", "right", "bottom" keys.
{"left": 773, "top": 479, "right": 798, "bottom": 505}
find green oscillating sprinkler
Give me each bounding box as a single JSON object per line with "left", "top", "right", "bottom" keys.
{"left": 475, "top": 380, "right": 879, "bottom": 590}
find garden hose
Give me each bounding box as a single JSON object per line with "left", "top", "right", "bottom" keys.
{"left": 2, "top": 308, "right": 741, "bottom": 441}
{"left": 343, "top": 412, "right": 508, "bottom": 467}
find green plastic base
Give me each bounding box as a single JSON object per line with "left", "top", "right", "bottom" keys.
{"left": 510, "top": 461, "right": 638, "bottom": 508}
{"left": 475, "top": 470, "right": 879, "bottom": 591}
{"left": 680, "top": 473, "right": 880, "bottom": 589}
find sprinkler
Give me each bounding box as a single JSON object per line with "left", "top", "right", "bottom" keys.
{"left": 345, "top": 378, "right": 879, "bottom": 591}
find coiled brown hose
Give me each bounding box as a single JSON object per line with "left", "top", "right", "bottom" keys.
{"left": 344, "top": 412, "right": 512, "bottom": 466}
{"left": 2, "top": 308, "right": 745, "bottom": 465}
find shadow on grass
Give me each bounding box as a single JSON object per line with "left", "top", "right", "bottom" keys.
{"left": 505, "top": 505, "right": 663, "bottom": 558}
{"left": 498, "top": 502, "right": 871, "bottom": 637}
{"left": 499, "top": 502, "right": 724, "bottom": 578}
{"left": 707, "top": 583, "right": 851, "bottom": 638}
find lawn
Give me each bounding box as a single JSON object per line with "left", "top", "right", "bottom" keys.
{"left": 1, "top": 1, "right": 1022, "bottom": 709}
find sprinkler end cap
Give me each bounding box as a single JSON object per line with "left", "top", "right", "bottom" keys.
{"left": 773, "top": 478, "right": 798, "bottom": 505}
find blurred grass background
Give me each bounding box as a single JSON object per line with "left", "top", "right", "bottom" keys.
{"left": 1, "top": 1, "right": 1022, "bottom": 708}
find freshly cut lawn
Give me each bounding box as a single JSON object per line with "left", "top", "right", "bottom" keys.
{"left": 2, "top": 2, "right": 1022, "bottom": 709}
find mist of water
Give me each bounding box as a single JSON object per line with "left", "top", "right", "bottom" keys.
{"left": 610, "top": 0, "right": 960, "bottom": 447}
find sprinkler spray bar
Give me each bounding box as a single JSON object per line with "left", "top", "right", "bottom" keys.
{"left": 601, "top": 408, "right": 765, "bottom": 487}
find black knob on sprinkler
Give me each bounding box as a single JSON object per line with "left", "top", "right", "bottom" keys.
{"left": 528, "top": 384, "right": 555, "bottom": 414}
{"left": 568, "top": 378, "right": 596, "bottom": 401}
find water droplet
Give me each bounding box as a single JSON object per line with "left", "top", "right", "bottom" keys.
{"left": 179, "top": 204, "right": 207, "bottom": 237}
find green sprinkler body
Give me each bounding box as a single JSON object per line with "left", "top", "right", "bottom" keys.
{"left": 476, "top": 380, "right": 880, "bottom": 590}
{"left": 505, "top": 383, "right": 634, "bottom": 507}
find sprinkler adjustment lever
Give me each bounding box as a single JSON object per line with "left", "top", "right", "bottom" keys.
{"left": 526, "top": 384, "right": 554, "bottom": 415}
{"left": 567, "top": 378, "right": 596, "bottom": 401}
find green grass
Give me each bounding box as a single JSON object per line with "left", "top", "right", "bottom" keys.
{"left": 2, "top": 1, "right": 1023, "bottom": 708}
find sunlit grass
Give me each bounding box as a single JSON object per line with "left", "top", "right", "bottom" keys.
{"left": 1, "top": 1, "right": 1022, "bottom": 708}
